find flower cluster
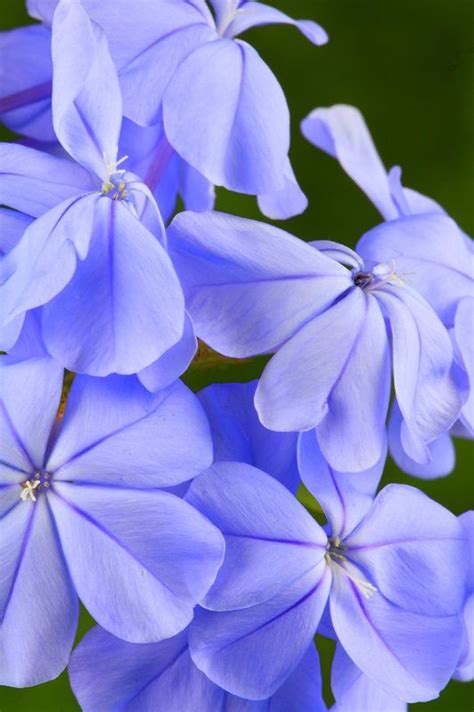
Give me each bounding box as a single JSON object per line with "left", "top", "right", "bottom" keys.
{"left": 0, "top": 0, "right": 472, "bottom": 710}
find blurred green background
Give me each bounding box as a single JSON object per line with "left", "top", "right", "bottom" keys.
{"left": 0, "top": 0, "right": 473, "bottom": 709}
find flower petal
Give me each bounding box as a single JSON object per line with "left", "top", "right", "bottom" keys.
{"left": 199, "top": 381, "right": 299, "bottom": 492}
{"left": 357, "top": 213, "right": 474, "bottom": 325}
{"left": 48, "top": 376, "right": 212, "bottom": 487}
{"left": 163, "top": 39, "right": 289, "bottom": 194}
{"left": 51, "top": 0, "right": 122, "bottom": 179}
{"left": 376, "top": 286, "right": 461, "bottom": 462}
{"left": 346, "top": 484, "right": 466, "bottom": 616}
{"left": 168, "top": 210, "right": 349, "bottom": 357}
{"left": 255, "top": 288, "right": 366, "bottom": 432}
{"left": 50, "top": 483, "right": 224, "bottom": 643}
{"left": 0, "top": 193, "right": 97, "bottom": 326}
{"left": 221, "top": 1, "right": 328, "bottom": 46}
{"left": 331, "top": 644, "right": 407, "bottom": 712}
{"left": 330, "top": 569, "right": 464, "bottom": 702}
{"left": 190, "top": 564, "right": 331, "bottom": 700}
{"left": 0, "top": 143, "right": 95, "bottom": 218}
{"left": 0, "top": 497, "right": 78, "bottom": 686}
{"left": 388, "top": 400, "right": 455, "bottom": 478}
{"left": 455, "top": 297, "right": 474, "bottom": 431}
{"left": 41, "top": 197, "right": 185, "bottom": 376}
{"left": 138, "top": 314, "right": 197, "bottom": 393}
{"left": 297, "top": 430, "right": 385, "bottom": 540}
{"left": 301, "top": 105, "right": 398, "bottom": 220}
{"left": 257, "top": 159, "right": 308, "bottom": 220}
{"left": 0, "top": 356, "right": 63, "bottom": 472}
{"left": 186, "top": 462, "right": 326, "bottom": 610}
{"left": 316, "top": 293, "right": 390, "bottom": 471}
{"left": 0, "top": 25, "right": 53, "bottom": 141}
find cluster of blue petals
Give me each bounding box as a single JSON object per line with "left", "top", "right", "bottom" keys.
{"left": 0, "top": 0, "right": 472, "bottom": 710}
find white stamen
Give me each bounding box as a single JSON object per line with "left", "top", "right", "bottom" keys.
{"left": 20, "top": 479, "right": 40, "bottom": 502}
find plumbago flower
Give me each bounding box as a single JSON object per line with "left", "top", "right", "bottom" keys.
{"left": 168, "top": 210, "right": 462, "bottom": 472}
{"left": 302, "top": 104, "right": 474, "bottom": 453}
{"left": 199, "top": 381, "right": 299, "bottom": 493}
{"left": 0, "top": 356, "right": 224, "bottom": 686}
{"left": 25, "top": 0, "right": 327, "bottom": 216}
{"left": 184, "top": 449, "right": 466, "bottom": 703}
{"left": 0, "top": 0, "right": 192, "bottom": 380}
{"left": 68, "top": 625, "right": 326, "bottom": 712}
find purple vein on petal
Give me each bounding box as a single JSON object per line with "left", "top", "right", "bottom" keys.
{"left": 0, "top": 81, "right": 52, "bottom": 114}
{"left": 0, "top": 504, "right": 37, "bottom": 624}
{"left": 0, "top": 400, "right": 35, "bottom": 470}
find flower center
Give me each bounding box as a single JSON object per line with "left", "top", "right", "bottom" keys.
{"left": 352, "top": 260, "right": 404, "bottom": 292}
{"left": 325, "top": 536, "right": 377, "bottom": 600}
{"left": 101, "top": 152, "right": 129, "bottom": 201}
{"left": 20, "top": 471, "right": 51, "bottom": 502}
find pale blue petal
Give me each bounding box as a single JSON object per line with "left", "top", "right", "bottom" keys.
{"left": 51, "top": 0, "right": 122, "bottom": 179}
{"left": 138, "top": 314, "right": 197, "bottom": 393}
{"left": 257, "top": 159, "right": 308, "bottom": 220}
{"left": 330, "top": 566, "right": 464, "bottom": 702}
{"left": 0, "top": 356, "right": 63, "bottom": 471}
{"left": 255, "top": 288, "right": 366, "bottom": 432}
{"left": 377, "top": 285, "right": 461, "bottom": 462}
{"left": 0, "top": 497, "right": 78, "bottom": 686}
{"left": 347, "top": 484, "right": 466, "bottom": 616}
{"left": 316, "top": 293, "right": 390, "bottom": 472}
{"left": 331, "top": 644, "right": 407, "bottom": 712}
{"left": 388, "top": 400, "right": 455, "bottom": 478}
{"left": 168, "top": 210, "right": 350, "bottom": 357}
{"left": 455, "top": 297, "right": 474, "bottom": 431}
{"left": 297, "top": 430, "right": 385, "bottom": 539}
{"left": 50, "top": 483, "right": 224, "bottom": 643}
{"left": 164, "top": 39, "right": 289, "bottom": 193}
{"left": 301, "top": 105, "right": 398, "bottom": 220}
{"left": 221, "top": 1, "right": 328, "bottom": 45}
{"left": 42, "top": 197, "right": 185, "bottom": 376}
{"left": 186, "top": 462, "right": 326, "bottom": 610}
{"left": 190, "top": 564, "right": 331, "bottom": 699}
{"left": 48, "top": 376, "right": 212, "bottom": 487}
{"left": 0, "top": 143, "right": 95, "bottom": 217}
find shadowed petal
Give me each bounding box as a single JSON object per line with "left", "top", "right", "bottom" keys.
{"left": 199, "top": 381, "right": 299, "bottom": 492}
{"left": 0, "top": 25, "right": 53, "bottom": 141}
{"left": 455, "top": 297, "right": 474, "bottom": 431}
{"left": 50, "top": 483, "right": 224, "bottom": 643}
{"left": 186, "top": 462, "right": 326, "bottom": 610}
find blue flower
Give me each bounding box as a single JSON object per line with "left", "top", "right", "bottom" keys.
{"left": 0, "top": 0, "right": 187, "bottom": 378}
{"left": 302, "top": 103, "right": 474, "bottom": 444}
{"left": 0, "top": 356, "right": 223, "bottom": 686}
{"left": 454, "top": 510, "right": 474, "bottom": 682}
{"left": 26, "top": 0, "right": 326, "bottom": 215}
{"left": 168, "top": 210, "right": 462, "bottom": 472}
{"left": 184, "top": 453, "right": 466, "bottom": 702}
{"left": 68, "top": 625, "right": 326, "bottom": 711}
{"left": 199, "top": 380, "right": 300, "bottom": 493}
